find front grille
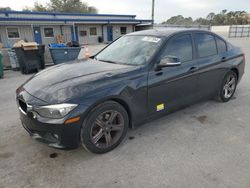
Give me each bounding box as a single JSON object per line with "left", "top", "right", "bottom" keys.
{"left": 19, "top": 99, "right": 27, "bottom": 113}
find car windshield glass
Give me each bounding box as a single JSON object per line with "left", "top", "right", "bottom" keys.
{"left": 95, "top": 35, "right": 162, "bottom": 66}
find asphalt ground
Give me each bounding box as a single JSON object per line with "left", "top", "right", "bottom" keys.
{"left": 0, "top": 37, "right": 250, "bottom": 188}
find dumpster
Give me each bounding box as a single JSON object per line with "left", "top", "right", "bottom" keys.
{"left": 48, "top": 43, "right": 66, "bottom": 48}
{"left": 38, "top": 45, "right": 45, "bottom": 69}
{"left": 8, "top": 49, "right": 20, "bottom": 71}
{"left": 0, "top": 51, "right": 3, "bottom": 78}
{"left": 49, "top": 47, "right": 81, "bottom": 64}
{"left": 13, "top": 47, "right": 40, "bottom": 74}
{"left": 13, "top": 44, "right": 45, "bottom": 74}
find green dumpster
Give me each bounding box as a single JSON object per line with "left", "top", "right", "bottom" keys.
{"left": 0, "top": 51, "right": 3, "bottom": 78}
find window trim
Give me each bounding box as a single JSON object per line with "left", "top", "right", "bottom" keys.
{"left": 89, "top": 27, "right": 97, "bottom": 36}
{"left": 120, "top": 27, "right": 127, "bottom": 35}
{"left": 79, "top": 30, "right": 87, "bottom": 37}
{"left": 6, "top": 27, "right": 20, "bottom": 39}
{"left": 215, "top": 36, "right": 228, "bottom": 54}
{"left": 44, "top": 27, "right": 54, "bottom": 38}
{"left": 160, "top": 33, "right": 194, "bottom": 63}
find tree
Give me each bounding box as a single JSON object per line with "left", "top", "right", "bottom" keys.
{"left": 162, "top": 10, "right": 250, "bottom": 26}
{"left": 24, "top": 0, "right": 98, "bottom": 13}
{"left": 0, "top": 7, "right": 12, "bottom": 11}
{"left": 221, "top": 9, "right": 227, "bottom": 15}
{"left": 33, "top": 2, "right": 48, "bottom": 12}
{"left": 22, "top": 3, "right": 47, "bottom": 12}
{"left": 162, "top": 15, "right": 193, "bottom": 26}
{"left": 206, "top": 12, "right": 215, "bottom": 21}
{"left": 194, "top": 17, "right": 209, "bottom": 25}
{"left": 88, "top": 6, "right": 98, "bottom": 14}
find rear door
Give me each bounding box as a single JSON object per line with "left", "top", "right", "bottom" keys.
{"left": 193, "top": 33, "right": 228, "bottom": 100}
{"left": 147, "top": 33, "right": 199, "bottom": 116}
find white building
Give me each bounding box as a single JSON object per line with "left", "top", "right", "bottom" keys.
{"left": 0, "top": 11, "right": 152, "bottom": 47}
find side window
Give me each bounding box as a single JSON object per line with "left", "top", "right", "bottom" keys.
{"left": 44, "top": 28, "right": 54, "bottom": 37}
{"left": 216, "top": 37, "right": 227, "bottom": 54}
{"left": 79, "top": 30, "right": 87, "bottom": 37}
{"left": 120, "top": 27, "right": 127, "bottom": 35}
{"left": 194, "top": 33, "right": 217, "bottom": 58}
{"left": 161, "top": 34, "right": 193, "bottom": 62}
{"left": 7, "top": 28, "right": 20, "bottom": 39}
{"left": 89, "top": 27, "right": 97, "bottom": 36}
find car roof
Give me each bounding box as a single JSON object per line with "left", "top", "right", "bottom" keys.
{"left": 127, "top": 28, "right": 213, "bottom": 38}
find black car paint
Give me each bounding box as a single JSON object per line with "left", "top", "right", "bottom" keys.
{"left": 16, "top": 29, "right": 245, "bottom": 149}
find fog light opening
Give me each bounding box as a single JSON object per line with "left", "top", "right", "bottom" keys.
{"left": 52, "top": 134, "right": 59, "bottom": 140}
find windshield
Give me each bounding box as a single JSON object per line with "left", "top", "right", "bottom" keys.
{"left": 95, "top": 35, "right": 162, "bottom": 66}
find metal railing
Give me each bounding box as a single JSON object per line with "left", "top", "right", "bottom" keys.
{"left": 229, "top": 25, "right": 250, "bottom": 38}
{"left": 154, "top": 24, "right": 211, "bottom": 31}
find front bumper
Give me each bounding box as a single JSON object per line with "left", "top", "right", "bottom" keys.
{"left": 19, "top": 110, "right": 81, "bottom": 149}
{"left": 16, "top": 89, "right": 86, "bottom": 150}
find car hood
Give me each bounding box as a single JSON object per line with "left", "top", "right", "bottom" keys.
{"left": 22, "top": 58, "right": 138, "bottom": 104}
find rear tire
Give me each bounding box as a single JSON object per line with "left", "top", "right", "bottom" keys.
{"left": 216, "top": 71, "right": 237, "bottom": 102}
{"left": 80, "top": 101, "right": 129, "bottom": 154}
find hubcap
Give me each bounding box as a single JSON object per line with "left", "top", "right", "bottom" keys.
{"left": 223, "top": 75, "right": 236, "bottom": 99}
{"left": 90, "top": 110, "right": 124, "bottom": 149}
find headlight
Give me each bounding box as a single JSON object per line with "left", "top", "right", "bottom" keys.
{"left": 34, "top": 103, "right": 78, "bottom": 119}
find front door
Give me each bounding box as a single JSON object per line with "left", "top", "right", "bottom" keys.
{"left": 33, "top": 26, "right": 42, "bottom": 44}
{"left": 148, "top": 33, "right": 199, "bottom": 115}
{"left": 107, "top": 26, "right": 113, "bottom": 42}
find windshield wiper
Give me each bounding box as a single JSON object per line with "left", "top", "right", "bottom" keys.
{"left": 96, "top": 59, "right": 118, "bottom": 64}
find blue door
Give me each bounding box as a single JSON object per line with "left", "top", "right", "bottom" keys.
{"left": 71, "top": 26, "right": 79, "bottom": 42}
{"left": 33, "top": 26, "right": 42, "bottom": 44}
{"left": 107, "top": 26, "right": 113, "bottom": 42}
{"left": 75, "top": 26, "right": 79, "bottom": 42}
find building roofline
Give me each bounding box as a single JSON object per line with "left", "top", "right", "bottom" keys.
{"left": 0, "top": 10, "right": 136, "bottom": 18}
{"left": 0, "top": 17, "right": 152, "bottom": 24}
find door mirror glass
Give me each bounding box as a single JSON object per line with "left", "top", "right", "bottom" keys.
{"left": 158, "top": 55, "right": 181, "bottom": 68}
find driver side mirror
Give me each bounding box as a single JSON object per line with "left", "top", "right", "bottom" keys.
{"left": 157, "top": 55, "right": 181, "bottom": 68}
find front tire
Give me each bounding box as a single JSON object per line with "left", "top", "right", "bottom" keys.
{"left": 80, "top": 101, "right": 129, "bottom": 154}
{"left": 216, "top": 71, "right": 237, "bottom": 102}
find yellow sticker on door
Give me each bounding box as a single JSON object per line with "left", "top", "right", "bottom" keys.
{"left": 157, "top": 103, "right": 165, "bottom": 111}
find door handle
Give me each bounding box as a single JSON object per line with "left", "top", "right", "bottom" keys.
{"left": 155, "top": 71, "right": 163, "bottom": 76}
{"left": 221, "top": 57, "right": 227, "bottom": 62}
{"left": 188, "top": 66, "right": 198, "bottom": 73}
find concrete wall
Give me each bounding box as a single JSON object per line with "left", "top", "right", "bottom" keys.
{"left": 211, "top": 25, "right": 250, "bottom": 38}
{"left": 0, "top": 25, "right": 33, "bottom": 47}
{"left": 78, "top": 24, "right": 134, "bottom": 44}
{"left": 40, "top": 25, "right": 62, "bottom": 45}
{"left": 211, "top": 26, "right": 230, "bottom": 37}
{"left": 103, "top": 24, "right": 133, "bottom": 43}
{"left": 77, "top": 24, "right": 102, "bottom": 45}
{"left": 0, "top": 23, "right": 136, "bottom": 47}
{"left": 62, "top": 26, "right": 72, "bottom": 43}
{"left": 112, "top": 25, "right": 133, "bottom": 40}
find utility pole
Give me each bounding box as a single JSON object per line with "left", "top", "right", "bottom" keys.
{"left": 152, "top": 0, "right": 155, "bottom": 26}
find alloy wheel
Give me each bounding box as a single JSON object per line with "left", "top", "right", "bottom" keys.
{"left": 90, "top": 110, "right": 125, "bottom": 149}
{"left": 223, "top": 74, "right": 236, "bottom": 99}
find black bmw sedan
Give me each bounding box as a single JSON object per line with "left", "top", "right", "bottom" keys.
{"left": 16, "top": 29, "right": 245, "bottom": 154}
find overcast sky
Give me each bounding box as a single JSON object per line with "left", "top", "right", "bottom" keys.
{"left": 1, "top": 0, "right": 250, "bottom": 23}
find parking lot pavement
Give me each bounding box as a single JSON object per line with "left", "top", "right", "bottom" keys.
{"left": 0, "top": 38, "right": 250, "bottom": 188}
{"left": 78, "top": 44, "right": 107, "bottom": 59}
